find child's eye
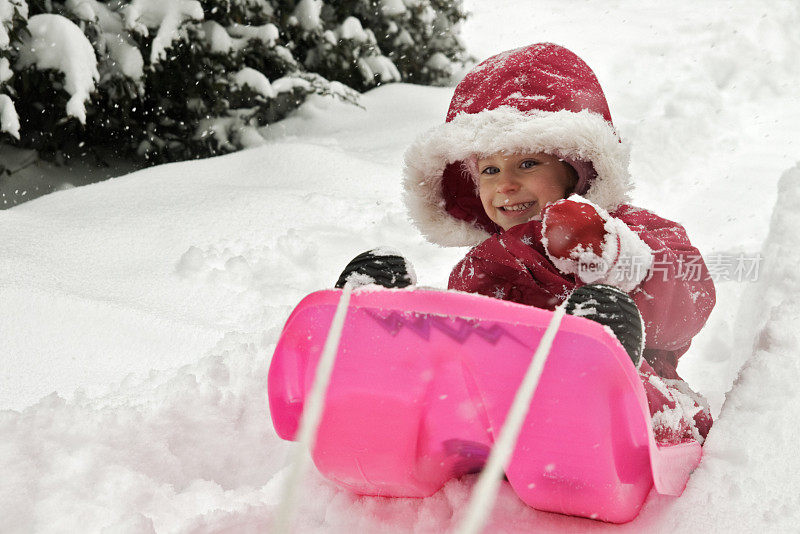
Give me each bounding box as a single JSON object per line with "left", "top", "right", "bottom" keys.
{"left": 520, "top": 159, "right": 538, "bottom": 169}
{"left": 481, "top": 166, "right": 499, "bottom": 175}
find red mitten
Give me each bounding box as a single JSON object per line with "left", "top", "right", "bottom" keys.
{"left": 541, "top": 198, "right": 609, "bottom": 260}
{"left": 541, "top": 195, "right": 653, "bottom": 291}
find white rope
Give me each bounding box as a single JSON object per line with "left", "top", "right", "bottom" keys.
{"left": 273, "top": 283, "right": 353, "bottom": 533}
{"left": 457, "top": 305, "right": 567, "bottom": 534}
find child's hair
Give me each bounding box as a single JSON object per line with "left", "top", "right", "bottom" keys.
{"left": 461, "top": 153, "right": 584, "bottom": 196}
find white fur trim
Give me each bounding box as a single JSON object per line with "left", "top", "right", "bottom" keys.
{"left": 598, "top": 216, "right": 653, "bottom": 291}
{"left": 402, "top": 107, "right": 632, "bottom": 247}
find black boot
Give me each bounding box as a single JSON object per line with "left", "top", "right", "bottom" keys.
{"left": 564, "top": 284, "right": 644, "bottom": 367}
{"left": 335, "top": 248, "right": 416, "bottom": 289}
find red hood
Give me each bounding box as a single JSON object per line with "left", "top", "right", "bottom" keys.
{"left": 403, "top": 43, "right": 633, "bottom": 247}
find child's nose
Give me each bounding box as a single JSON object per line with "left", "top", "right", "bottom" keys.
{"left": 496, "top": 172, "right": 519, "bottom": 193}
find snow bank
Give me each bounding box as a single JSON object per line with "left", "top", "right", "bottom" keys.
{"left": 0, "top": 332, "right": 290, "bottom": 533}
{"left": 657, "top": 163, "right": 800, "bottom": 531}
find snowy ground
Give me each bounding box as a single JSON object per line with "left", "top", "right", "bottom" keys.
{"left": 2, "top": 1, "right": 800, "bottom": 532}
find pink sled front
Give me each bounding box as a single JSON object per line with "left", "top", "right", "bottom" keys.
{"left": 268, "top": 288, "right": 702, "bottom": 523}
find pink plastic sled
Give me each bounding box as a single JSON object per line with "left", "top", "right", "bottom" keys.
{"left": 268, "top": 288, "right": 702, "bottom": 523}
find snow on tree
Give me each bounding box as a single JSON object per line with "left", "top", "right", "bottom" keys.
{"left": 0, "top": 93, "right": 18, "bottom": 138}
{"left": 0, "top": 0, "right": 26, "bottom": 139}
{"left": 123, "top": 0, "right": 205, "bottom": 63}
{"left": 0, "top": 0, "right": 467, "bottom": 163}
{"left": 16, "top": 14, "right": 99, "bottom": 124}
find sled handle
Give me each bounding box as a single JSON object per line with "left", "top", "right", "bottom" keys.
{"left": 273, "top": 284, "right": 353, "bottom": 532}
{"left": 457, "top": 304, "right": 567, "bottom": 534}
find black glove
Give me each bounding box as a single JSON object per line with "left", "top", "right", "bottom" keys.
{"left": 335, "top": 249, "right": 415, "bottom": 289}
{"left": 563, "top": 284, "right": 644, "bottom": 367}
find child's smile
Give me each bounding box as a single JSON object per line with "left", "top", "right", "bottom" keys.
{"left": 477, "top": 152, "right": 577, "bottom": 231}
{"left": 495, "top": 200, "right": 537, "bottom": 220}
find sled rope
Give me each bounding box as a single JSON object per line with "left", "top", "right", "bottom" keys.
{"left": 274, "top": 283, "right": 353, "bottom": 533}
{"left": 457, "top": 304, "right": 567, "bottom": 534}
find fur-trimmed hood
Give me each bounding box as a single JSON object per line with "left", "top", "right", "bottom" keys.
{"left": 402, "top": 43, "right": 633, "bottom": 247}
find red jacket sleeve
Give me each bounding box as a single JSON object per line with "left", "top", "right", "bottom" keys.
{"left": 615, "top": 205, "right": 716, "bottom": 355}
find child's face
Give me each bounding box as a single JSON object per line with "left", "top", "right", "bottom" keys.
{"left": 476, "top": 152, "right": 576, "bottom": 231}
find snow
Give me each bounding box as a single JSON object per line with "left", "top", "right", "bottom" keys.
{"left": 0, "top": 57, "right": 10, "bottom": 83}
{"left": 200, "top": 20, "right": 232, "bottom": 53}
{"left": 2, "top": 1, "right": 800, "bottom": 532}
{"left": 233, "top": 67, "right": 276, "bottom": 98}
{"left": 60, "top": 0, "right": 144, "bottom": 80}
{"left": 0, "top": 92, "right": 17, "bottom": 137}
{"left": 66, "top": 0, "right": 122, "bottom": 32}
{"left": 227, "top": 22, "right": 279, "bottom": 48}
{"left": 271, "top": 75, "right": 312, "bottom": 93}
{"left": 337, "top": 16, "right": 368, "bottom": 42}
{"left": 65, "top": 0, "right": 95, "bottom": 21}
{"left": 0, "top": 0, "right": 27, "bottom": 49}
{"left": 122, "top": 0, "right": 204, "bottom": 63}
{"left": 195, "top": 113, "right": 268, "bottom": 151}
{"left": 381, "top": 0, "right": 407, "bottom": 16}
{"left": 426, "top": 51, "right": 453, "bottom": 71}
{"left": 358, "top": 55, "right": 402, "bottom": 84}
{"left": 292, "top": 0, "right": 323, "bottom": 31}
{"left": 394, "top": 28, "right": 414, "bottom": 47}
{"left": 236, "top": 21, "right": 279, "bottom": 43}
{"left": 103, "top": 32, "right": 144, "bottom": 80}
{"left": 14, "top": 14, "right": 99, "bottom": 124}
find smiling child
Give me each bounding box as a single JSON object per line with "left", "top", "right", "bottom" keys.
{"left": 341, "top": 43, "right": 715, "bottom": 445}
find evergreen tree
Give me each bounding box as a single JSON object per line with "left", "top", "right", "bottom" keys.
{"left": 0, "top": 0, "right": 28, "bottom": 144}
{"left": 0, "top": 0, "right": 467, "bottom": 165}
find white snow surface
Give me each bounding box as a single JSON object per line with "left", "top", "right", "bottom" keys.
{"left": 2, "top": 2, "right": 800, "bottom": 532}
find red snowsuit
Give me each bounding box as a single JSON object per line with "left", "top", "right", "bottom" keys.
{"left": 402, "top": 43, "right": 714, "bottom": 444}
{"left": 448, "top": 206, "right": 714, "bottom": 443}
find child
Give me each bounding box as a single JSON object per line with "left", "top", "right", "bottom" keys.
{"left": 339, "top": 43, "right": 714, "bottom": 445}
